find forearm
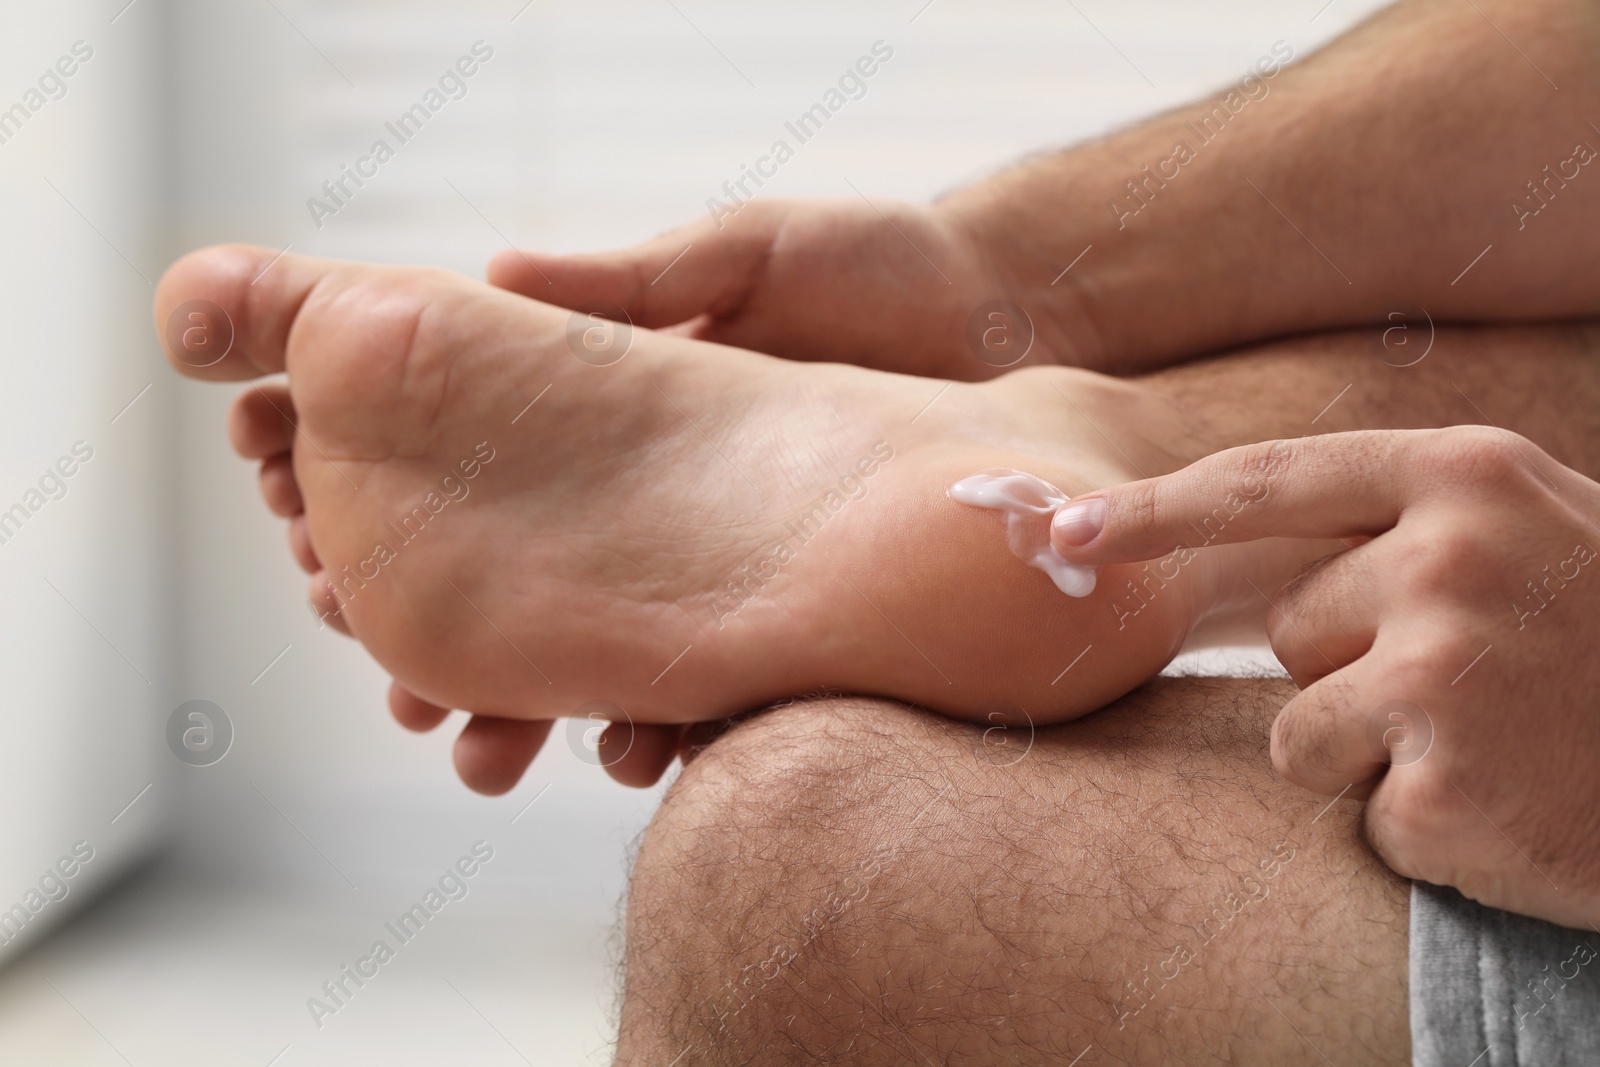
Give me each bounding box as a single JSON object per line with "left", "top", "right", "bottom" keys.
{"left": 1130, "top": 323, "right": 1600, "bottom": 478}
{"left": 941, "top": 0, "right": 1600, "bottom": 373}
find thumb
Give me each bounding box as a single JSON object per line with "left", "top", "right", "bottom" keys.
{"left": 486, "top": 204, "right": 783, "bottom": 329}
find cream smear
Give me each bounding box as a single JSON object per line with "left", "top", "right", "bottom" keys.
{"left": 949, "top": 469, "right": 1097, "bottom": 597}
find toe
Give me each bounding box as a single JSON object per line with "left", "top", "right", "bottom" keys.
{"left": 156, "top": 244, "right": 334, "bottom": 381}
{"left": 229, "top": 383, "right": 298, "bottom": 459}
{"left": 602, "top": 723, "right": 684, "bottom": 788}
{"left": 389, "top": 681, "right": 452, "bottom": 732}
{"left": 452, "top": 716, "right": 553, "bottom": 796}
{"left": 307, "top": 570, "right": 351, "bottom": 636}
{"left": 260, "top": 455, "right": 304, "bottom": 518}
{"left": 289, "top": 516, "right": 319, "bottom": 572}
{"left": 679, "top": 717, "right": 740, "bottom": 765}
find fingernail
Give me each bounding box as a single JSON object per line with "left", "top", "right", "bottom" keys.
{"left": 1053, "top": 498, "right": 1105, "bottom": 546}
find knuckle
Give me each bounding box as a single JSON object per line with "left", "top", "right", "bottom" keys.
{"left": 1388, "top": 528, "right": 1493, "bottom": 597}
{"left": 1264, "top": 557, "right": 1335, "bottom": 671}
{"left": 1115, "top": 482, "right": 1165, "bottom": 545}
{"left": 1378, "top": 637, "right": 1452, "bottom": 691}
{"left": 1270, "top": 702, "right": 1339, "bottom": 783}
{"left": 1264, "top": 599, "right": 1306, "bottom": 664}
{"left": 1230, "top": 439, "right": 1295, "bottom": 499}
{"left": 1363, "top": 773, "right": 1451, "bottom": 878}
{"left": 1117, "top": 440, "right": 1292, "bottom": 549}
{"left": 1394, "top": 536, "right": 1457, "bottom": 589}
{"left": 1422, "top": 426, "right": 1543, "bottom": 492}
{"left": 1263, "top": 604, "right": 1295, "bottom": 659}
{"left": 1271, "top": 552, "right": 1330, "bottom": 621}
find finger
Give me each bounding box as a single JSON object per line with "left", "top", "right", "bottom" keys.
{"left": 389, "top": 681, "right": 452, "bottom": 732}
{"left": 487, "top": 206, "right": 781, "bottom": 329}
{"left": 288, "top": 516, "right": 319, "bottom": 572}
{"left": 453, "top": 715, "right": 553, "bottom": 796}
{"left": 602, "top": 723, "right": 684, "bottom": 788}
{"left": 156, "top": 244, "right": 343, "bottom": 381}
{"left": 228, "top": 382, "right": 297, "bottom": 459}
{"left": 1266, "top": 547, "right": 1381, "bottom": 687}
{"left": 260, "top": 455, "right": 304, "bottom": 518}
{"left": 1051, "top": 433, "right": 1415, "bottom": 563}
{"left": 307, "top": 571, "right": 352, "bottom": 637}
{"left": 1270, "top": 659, "right": 1402, "bottom": 796}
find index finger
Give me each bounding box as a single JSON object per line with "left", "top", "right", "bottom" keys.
{"left": 1050, "top": 432, "right": 1414, "bottom": 564}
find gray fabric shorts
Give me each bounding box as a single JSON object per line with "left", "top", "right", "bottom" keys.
{"left": 1411, "top": 881, "right": 1600, "bottom": 1066}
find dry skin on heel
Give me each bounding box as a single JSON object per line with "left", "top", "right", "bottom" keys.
{"left": 949, "top": 468, "right": 1098, "bottom": 597}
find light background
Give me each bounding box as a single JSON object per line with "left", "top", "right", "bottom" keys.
{"left": 0, "top": 1, "right": 1389, "bottom": 1063}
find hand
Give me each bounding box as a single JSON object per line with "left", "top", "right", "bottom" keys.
{"left": 1049, "top": 427, "right": 1600, "bottom": 929}
{"left": 486, "top": 197, "right": 1098, "bottom": 380}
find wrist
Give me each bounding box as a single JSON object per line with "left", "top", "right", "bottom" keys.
{"left": 934, "top": 108, "right": 1315, "bottom": 375}
{"left": 932, "top": 175, "right": 1115, "bottom": 373}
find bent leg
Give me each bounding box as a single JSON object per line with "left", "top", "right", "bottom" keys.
{"left": 616, "top": 679, "right": 1409, "bottom": 1065}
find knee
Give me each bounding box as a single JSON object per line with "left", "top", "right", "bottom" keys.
{"left": 611, "top": 680, "right": 1410, "bottom": 1066}
{"left": 614, "top": 697, "right": 969, "bottom": 1065}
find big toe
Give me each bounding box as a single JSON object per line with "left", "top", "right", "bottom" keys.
{"left": 156, "top": 244, "right": 328, "bottom": 381}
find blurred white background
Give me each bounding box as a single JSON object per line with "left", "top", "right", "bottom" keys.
{"left": 0, "top": 1, "right": 1388, "bottom": 1063}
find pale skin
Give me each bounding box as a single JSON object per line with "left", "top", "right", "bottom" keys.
{"left": 164, "top": 242, "right": 1600, "bottom": 826}
{"left": 1050, "top": 428, "right": 1600, "bottom": 931}
{"left": 469, "top": 0, "right": 1600, "bottom": 803}
{"left": 158, "top": 245, "right": 1335, "bottom": 789}
{"left": 156, "top": 0, "right": 1600, "bottom": 1056}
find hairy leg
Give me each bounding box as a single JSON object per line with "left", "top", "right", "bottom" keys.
{"left": 617, "top": 679, "right": 1409, "bottom": 1065}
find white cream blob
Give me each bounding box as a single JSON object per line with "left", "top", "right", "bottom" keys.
{"left": 949, "top": 468, "right": 1097, "bottom": 597}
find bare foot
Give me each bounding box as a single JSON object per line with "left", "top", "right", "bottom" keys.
{"left": 157, "top": 247, "right": 1318, "bottom": 770}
